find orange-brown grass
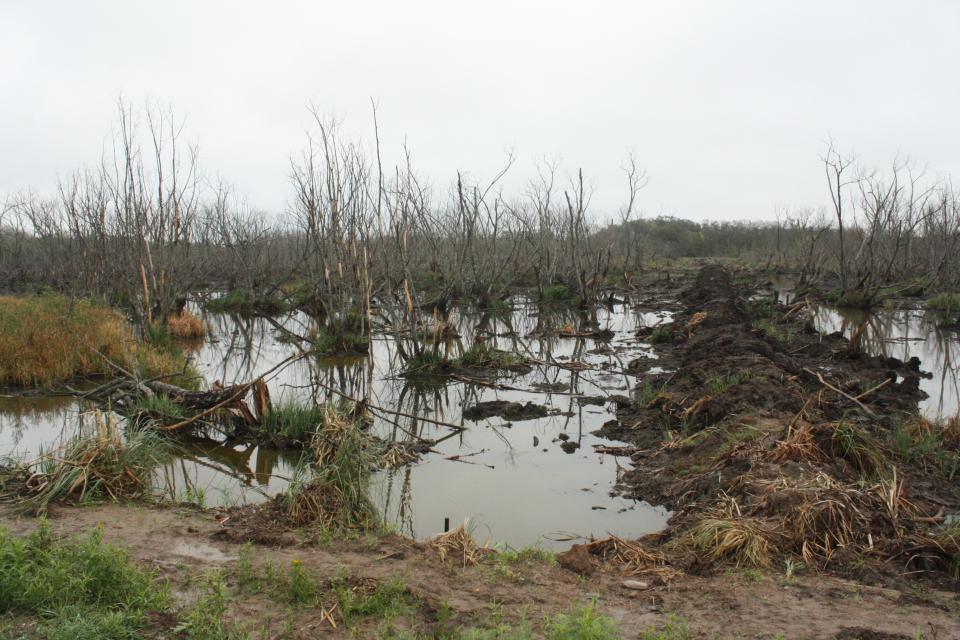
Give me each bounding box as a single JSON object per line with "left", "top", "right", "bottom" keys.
{"left": 165, "top": 308, "right": 206, "bottom": 339}
{"left": 0, "top": 293, "right": 180, "bottom": 386}
{"left": 768, "top": 423, "right": 824, "bottom": 463}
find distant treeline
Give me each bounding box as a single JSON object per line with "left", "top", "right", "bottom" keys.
{"left": 2, "top": 104, "right": 959, "bottom": 326}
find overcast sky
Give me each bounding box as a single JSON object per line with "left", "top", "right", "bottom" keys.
{"left": 2, "top": 1, "right": 959, "bottom": 222}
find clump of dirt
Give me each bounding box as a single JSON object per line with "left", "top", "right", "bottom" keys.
{"left": 462, "top": 400, "right": 555, "bottom": 422}
{"left": 600, "top": 265, "right": 960, "bottom": 588}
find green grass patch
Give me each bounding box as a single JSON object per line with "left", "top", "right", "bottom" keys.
{"left": 706, "top": 371, "right": 752, "bottom": 396}
{"left": 826, "top": 288, "right": 875, "bottom": 309}
{"left": 543, "top": 601, "right": 620, "bottom": 640}
{"left": 205, "top": 291, "right": 287, "bottom": 316}
{"left": 542, "top": 284, "right": 573, "bottom": 302}
{"left": 640, "top": 614, "right": 690, "bottom": 640}
{"left": 890, "top": 419, "right": 960, "bottom": 480}
{"left": 833, "top": 419, "right": 890, "bottom": 479}
{"left": 457, "top": 343, "right": 525, "bottom": 370}
{"left": 403, "top": 348, "right": 448, "bottom": 376}
{"left": 0, "top": 523, "right": 169, "bottom": 639}
{"left": 928, "top": 292, "right": 960, "bottom": 312}
{"left": 634, "top": 381, "right": 665, "bottom": 408}
{"left": 312, "top": 325, "right": 369, "bottom": 356}
{"left": 129, "top": 393, "right": 190, "bottom": 425}
{"left": 746, "top": 297, "right": 775, "bottom": 319}
{"left": 751, "top": 318, "right": 795, "bottom": 344}
{"left": 257, "top": 403, "right": 324, "bottom": 447}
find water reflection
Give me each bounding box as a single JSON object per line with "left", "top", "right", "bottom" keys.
{"left": 0, "top": 298, "right": 673, "bottom": 548}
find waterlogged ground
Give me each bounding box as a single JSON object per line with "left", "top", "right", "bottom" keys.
{"left": 2, "top": 292, "right": 958, "bottom": 550}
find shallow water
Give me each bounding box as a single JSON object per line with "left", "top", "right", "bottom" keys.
{"left": 0, "top": 300, "right": 672, "bottom": 549}
{"left": 7, "top": 288, "right": 954, "bottom": 547}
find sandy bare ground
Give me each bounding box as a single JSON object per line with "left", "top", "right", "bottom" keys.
{"left": 1, "top": 503, "right": 956, "bottom": 639}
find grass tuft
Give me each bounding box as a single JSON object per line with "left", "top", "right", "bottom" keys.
{"left": 13, "top": 410, "right": 171, "bottom": 511}
{"left": 258, "top": 403, "right": 325, "bottom": 447}
{"left": 457, "top": 342, "right": 524, "bottom": 370}
{"left": 689, "top": 509, "right": 777, "bottom": 568}
{"left": 165, "top": 309, "right": 206, "bottom": 339}
{"left": 282, "top": 403, "right": 379, "bottom": 530}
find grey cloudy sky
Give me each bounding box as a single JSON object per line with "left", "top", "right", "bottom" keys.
{"left": 3, "top": 1, "right": 959, "bottom": 221}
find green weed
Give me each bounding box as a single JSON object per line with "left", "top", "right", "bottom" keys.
{"left": 634, "top": 381, "right": 665, "bottom": 408}
{"left": 648, "top": 326, "right": 674, "bottom": 344}
{"left": 927, "top": 292, "right": 960, "bottom": 312}
{"left": 258, "top": 403, "right": 324, "bottom": 446}
{"left": 0, "top": 523, "right": 168, "bottom": 639}
{"left": 544, "top": 601, "right": 619, "bottom": 639}
{"left": 640, "top": 614, "right": 689, "bottom": 640}
{"left": 706, "top": 372, "right": 751, "bottom": 395}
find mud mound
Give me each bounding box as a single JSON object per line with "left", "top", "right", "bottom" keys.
{"left": 600, "top": 265, "right": 960, "bottom": 587}
{"left": 462, "top": 400, "right": 553, "bottom": 422}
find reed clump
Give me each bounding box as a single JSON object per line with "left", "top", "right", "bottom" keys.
{"left": 10, "top": 410, "right": 171, "bottom": 512}
{"left": 282, "top": 403, "right": 379, "bottom": 530}
{"left": 258, "top": 403, "right": 325, "bottom": 447}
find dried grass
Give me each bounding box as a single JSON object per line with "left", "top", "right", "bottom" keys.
{"left": 768, "top": 423, "right": 824, "bottom": 463}
{"left": 165, "top": 309, "right": 206, "bottom": 339}
{"left": 428, "top": 522, "right": 487, "bottom": 567}
{"left": 583, "top": 535, "right": 680, "bottom": 581}
{"left": 687, "top": 499, "right": 782, "bottom": 568}
{"left": 0, "top": 293, "right": 184, "bottom": 387}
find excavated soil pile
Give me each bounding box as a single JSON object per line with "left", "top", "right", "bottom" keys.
{"left": 589, "top": 265, "right": 960, "bottom": 586}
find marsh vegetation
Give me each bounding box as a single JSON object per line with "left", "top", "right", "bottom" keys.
{"left": 2, "top": 104, "right": 960, "bottom": 638}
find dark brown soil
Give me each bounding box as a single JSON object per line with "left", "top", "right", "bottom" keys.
{"left": 462, "top": 400, "right": 555, "bottom": 421}
{"left": 597, "top": 265, "right": 960, "bottom": 590}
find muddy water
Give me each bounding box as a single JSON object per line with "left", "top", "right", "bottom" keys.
{"left": 3, "top": 291, "right": 957, "bottom": 547}
{"left": 0, "top": 301, "right": 672, "bottom": 549}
